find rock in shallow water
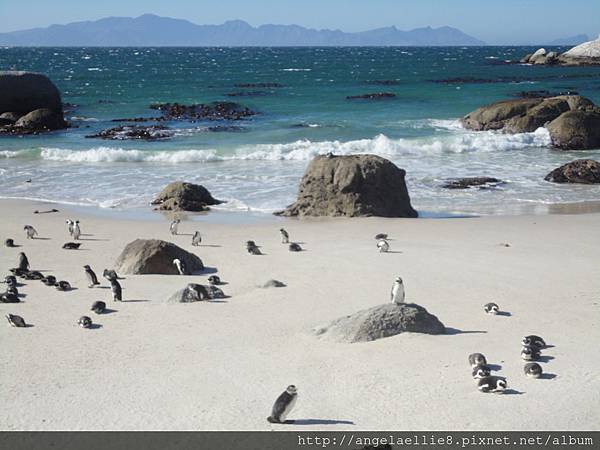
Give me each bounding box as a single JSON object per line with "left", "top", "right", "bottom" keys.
{"left": 545, "top": 159, "right": 600, "bottom": 184}
{"left": 443, "top": 177, "right": 504, "bottom": 189}
{"left": 151, "top": 181, "right": 223, "bottom": 212}
{"left": 313, "top": 303, "right": 445, "bottom": 343}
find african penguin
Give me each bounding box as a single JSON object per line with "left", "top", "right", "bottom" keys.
{"left": 246, "top": 241, "right": 262, "bottom": 255}
{"left": 56, "top": 281, "right": 72, "bottom": 291}
{"left": 5, "top": 238, "right": 15, "bottom": 248}
{"left": 24, "top": 225, "right": 37, "bottom": 239}
{"left": 102, "top": 269, "right": 119, "bottom": 282}
{"left": 208, "top": 285, "right": 225, "bottom": 299}
{"left": 1, "top": 293, "right": 20, "bottom": 303}
{"left": 18, "top": 252, "right": 30, "bottom": 271}
{"left": 280, "top": 228, "right": 290, "bottom": 244}
{"left": 524, "top": 362, "right": 543, "bottom": 379}
{"left": 66, "top": 219, "right": 74, "bottom": 236}
{"left": 24, "top": 271, "right": 44, "bottom": 280}
{"left": 522, "top": 335, "right": 546, "bottom": 349}
{"left": 6, "top": 313, "right": 26, "bottom": 327}
{"left": 5, "top": 275, "right": 17, "bottom": 286}
{"left": 521, "top": 345, "right": 541, "bottom": 361}
{"left": 42, "top": 275, "right": 57, "bottom": 286}
{"left": 63, "top": 242, "right": 81, "bottom": 250}
{"left": 391, "top": 277, "right": 405, "bottom": 304}
{"left": 267, "top": 385, "right": 298, "bottom": 424}
{"left": 208, "top": 275, "right": 221, "bottom": 285}
{"left": 477, "top": 376, "right": 507, "bottom": 393}
{"left": 173, "top": 258, "right": 189, "bottom": 275}
{"left": 483, "top": 302, "right": 500, "bottom": 315}
{"left": 192, "top": 231, "right": 202, "bottom": 246}
{"left": 78, "top": 316, "right": 92, "bottom": 328}
{"left": 110, "top": 279, "right": 122, "bottom": 302}
{"left": 375, "top": 233, "right": 388, "bottom": 240}
{"left": 468, "top": 353, "right": 487, "bottom": 368}
{"left": 84, "top": 265, "right": 100, "bottom": 288}
{"left": 170, "top": 219, "right": 180, "bottom": 235}
{"left": 288, "top": 243, "right": 302, "bottom": 252}
{"left": 72, "top": 221, "right": 81, "bottom": 240}
{"left": 91, "top": 301, "right": 107, "bottom": 314}
{"left": 471, "top": 364, "right": 491, "bottom": 379}
{"left": 377, "top": 239, "right": 390, "bottom": 253}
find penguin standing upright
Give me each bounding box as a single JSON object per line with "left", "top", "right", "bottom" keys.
{"left": 170, "top": 219, "right": 180, "bottom": 235}
{"left": 267, "top": 385, "right": 298, "bottom": 424}
{"left": 192, "top": 231, "right": 202, "bottom": 246}
{"left": 391, "top": 277, "right": 405, "bottom": 304}
{"left": 110, "top": 279, "right": 122, "bottom": 302}
{"left": 72, "top": 221, "right": 81, "bottom": 240}
{"left": 84, "top": 265, "right": 100, "bottom": 288}
{"left": 377, "top": 239, "right": 390, "bottom": 253}
{"left": 279, "top": 228, "right": 290, "bottom": 244}
{"left": 17, "top": 252, "right": 30, "bottom": 271}
{"left": 24, "top": 225, "right": 37, "bottom": 239}
{"left": 173, "top": 258, "right": 189, "bottom": 275}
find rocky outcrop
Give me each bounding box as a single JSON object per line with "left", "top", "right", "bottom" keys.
{"left": 521, "top": 36, "right": 600, "bottom": 66}
{"left": 313, "top": 303, "right": 445, "bottom": 343}
{"left": 149, "top": 101, "right": 256, "bottom": 121}
{"left": 86, "top": 125, "right": 173, "bottom": 141}
{"left": 443, "top": 177, "right": 504, "bottom": 189}
{"left": 151, "top": 181, "right": 223, "bottom": 212}
{"left": 115, "top": 239, "right": 204, "bottom": 275}
{"left": 545, "top": 159, "right": 600, "bottom": 184}
{"left": 276, "top": 154, "right": 417, "bottom": 218}
{"left": 346, "top": 93, "right": 396, "bottom": 100}
{"left": 167, "top": 283, "right": 211, "bottom": 303}
{"left": 0, "top": 72, "right": 67, "bottom": 135}
{"left": 546, "top": 110, "right": 600, "bottom": 150}
{"left": 462, "top": 95, "right": 600, "bottom": 150}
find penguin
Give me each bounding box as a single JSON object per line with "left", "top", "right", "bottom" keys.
{"left": 66, "top": 219, "right": 74, "bottom": 236}
{"left": 375, "top": 233, "right": 388, "bottom": 240}
{"left": 477, "top": 376, "right": 507, "bottom": 393}
{"left": 192, "top": 231, "right": 202, "bottom": 246}
{"left": 5, "top": 285, "right": 18, "bottom": 296}
{"left": 18, "top": 252, "right": 30, "bottom": 271}
{"left": 72, "top": 221, "right": 81, "bottom": 240}
{"left": 391, "top": 277, "right": 405, "bottom": 304}
{"left": 173, "top": 258, "right": 189, "bottom": 275}
{"left": 472, "top": 364, "right": 491, "bottom": 379}
{"left": 247, "top": 241, "right": 262, "bottom": 255}
{"left": 208, "top": 285, "right": 225, "bottom": 299}
{"left": 78, "top": 316, "right": 92, "bottom": 328}
{"left": 524, "top": 362, "right": 543, "bottom": 379}
{"left": 521, "top": 345, "right": 541, "bottom": 361}
{"left": 24, "top": 271, "right": 44, "bottom": 280}
{"left": 468, "top": 353, "right": 487, "bottom": 368}
{"left": 522, "top": 335, "right": 546, "bottom": 349}
{"left": 91, "top": 301, "right": 107, "bottom": 314}
{"left": 41, "top": 275, "right": 57, "bottom": 286}
{"left": 377, "top": 239, "right": 390, "bottom": 253}
{"left": 267, "top": 385, "right": 298, "bottom": 424}
{"left": 5, "top": 238, "right": 15, "bottom": 248}
{"left": 1, "top": 293, "right": 20, "bottom": 303}
{"left": 6, "top": 313, "right": 27, "bottom": 327}
{"left": 208, "top": 275, "right": 221, "bottom": 285}
{"left": 5, "top": 275, "right": 17, "bottom": 286}
{"left": 280, "top": 228, "right": 290, "bottom": 244}
{"left": 62, "top": 242, "right": 81, "bottom": 250}
{"left": 483, "top": 302, "right": 500, "bottom": 315}
{"left": 24, "top": 225, "right": 38, "bottom": 239}
{"left": 288, "top": 243, "right": 302, "bottom": 252}
{"left": 170, "top": 219, "right": 180, "bottom": 235}
{"left": 110, "top": 279, "right": 122, "bottom": 302}
{"left": 56, "top": 281, "right": 72, "bottom": 291}
{"left": 9, "top": 268, "right": 27, "bottom": 277}
{"left": 84, "top": 265, "right": 100, "bottom": 288}
{"left": 102, "top": 269, "right": 119, "bottom": 282}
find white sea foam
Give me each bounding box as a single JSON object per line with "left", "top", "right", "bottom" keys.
{"left": 34, "top": 128, "right": 551, "bottom": 164}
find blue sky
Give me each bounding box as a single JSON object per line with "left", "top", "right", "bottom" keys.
{"left": 0, "top": 0, "right": 598, "bottom": 44}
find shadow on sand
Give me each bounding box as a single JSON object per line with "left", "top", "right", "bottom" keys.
{"left": 286, "top": 419, "right": 355, "bottom": 426}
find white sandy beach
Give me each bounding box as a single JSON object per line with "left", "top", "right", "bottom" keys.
{"left": 0, "top": 199, "right": 599, "bottom": 431}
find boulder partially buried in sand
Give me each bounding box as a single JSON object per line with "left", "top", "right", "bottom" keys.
{"left": 167, "top": 283, "right": 210, "bottom": 303}
{"left": 151, "top": 181, "right": 223, "bottom": 212}
{"left": 313, "top": 303, "right": 445, "bottom": 343}
{"left": 545, "top": 159, "right": 600, "bottom": 184}
{"left": 115, "top": 239, "right": 204, "bottom": 275}
{"left": 276, "top": 154, "right": 417, "bottom": 218}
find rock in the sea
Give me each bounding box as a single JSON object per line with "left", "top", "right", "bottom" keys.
{"left": 167, "top": 283, "right": 210, "bottom": 303}
{"left": 14, "top": 108, "right": 66, "bottom": 131}
{"left": 149, "top": 101, "right": 256, "bottom": 121}
{"left": 546, "top": 109, "right": 600, "bottom": 150}
{"left": 443, "top": 177, "right": 504, "bottom": 189}
{"left": 544, "top": 159, "right": 600, "bottom": 184}
{"left": 313, "top": 303, "right": 445, "bottom": 343}
{"left": 151, "top": 181, "right": 223, "bottom": 212}
{"left": 0, "top": 71, "right": 62, "bottom": 115}
{"left": 521, "top": 35, "right": 600, "bottom": 66}
{"left": 115, "top": 239, "right": 204, "bottom": 275}
{"left": 346, "top": 92, "right": 396, "bottom": 100}
{"left": 0, "top": 112, "right": 20, "bottom": 123}
{"left": 86, "top": 125, "right": 173, "bottom": 141}
{"left": 461, "top": 95, "right": 594, "bottom": 133}
{"left": 277, "top": 154, "right": 417, "bottom": 218}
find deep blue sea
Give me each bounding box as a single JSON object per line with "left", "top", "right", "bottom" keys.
{"left": 1, "top": 46, "right": 600, "bottom": 216}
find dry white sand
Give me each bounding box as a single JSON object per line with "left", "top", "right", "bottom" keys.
{"left": 1, "top": 199, "right": 599, "bottom": 431}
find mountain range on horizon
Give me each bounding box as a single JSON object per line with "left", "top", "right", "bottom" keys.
{"left": 0, "top": 14, "right": 488, "bottom": 47}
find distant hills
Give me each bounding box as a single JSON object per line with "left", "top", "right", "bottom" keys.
{"left": 546, "top": 34, "right": 590, "bottom": 46}
{"left": 0, "top": 14, "right": 486, "bottom": 47}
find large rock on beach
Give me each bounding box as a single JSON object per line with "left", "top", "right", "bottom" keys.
{"left": 0, "top": 71, "right": 62, "bottom": 115}
{"left": 167, "top": 283, "right": 210, "bottom": 303}
{"left": 544, "top": 159, "right": 600, "bottom": 184}
{"left": 313, "top": 303, "right": 445, "bottom": 343}
{"left": 151, "top": 181, "right": 223, "bottom": 212}
{"left": 115, "top": 239, "right": 204, "bottom": 275}
{"left": 277, "top": 154, "right": 417, "bottom": 218}
{"left": 546, "top": 110, "right": 600, "bottom": 150}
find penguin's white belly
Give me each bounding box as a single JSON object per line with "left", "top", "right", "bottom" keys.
{"left": 391, "top": 285, "right": 405, "bottom": 304}
{"left": 279, "top": 395, "right": 297, "bottom": 422}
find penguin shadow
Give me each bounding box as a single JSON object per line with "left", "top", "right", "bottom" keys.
{"left": 383, "top": 250, "right": 403, "bottom": 254}
{"left": 445, "top": 328, "right": 487, "bottom": 335}
{"left": 206, "top": 299, "right": 229, "bottom": 304}
{"left": 78, "top": 238, "right": 109, "bottom": 242}
{"left": 539, "top": 373, "right": 557, "bottom": 380}
{"left": 6, "top": 244, "right": 22, "bottom": 248}
{"left": 32, "top": 237, "right": 51, "bottom": 240}
{"left": 286, "top": 419, "right": 355, "bottom": 426}
{"left": 503, "top": 389, "right": 525, "bottom": 395}
{"left": 95, "top": 286, "right": 112, "bottom": 290}
{"left": 196, "top": 244, "right": 222, "bottom": 248}
{"left": 99, "top": 308, "right": 118, "bottom": 314}
{"left": 496, "top": 311, "right": 512, "bottom": 317}
{"left": 199, "top": 267, "right": 219, "bottom": 275}
{"left": 86, "top": 323, "right": 103, "bottom": 330}
{"left": 538, "top": 355, "right": 555, "bottom": 363}
{"left": 121, "top": 299, "right": 150, "bottom": 303}
{"left": 487, "top": 363, "right": 502, "bottom": 371}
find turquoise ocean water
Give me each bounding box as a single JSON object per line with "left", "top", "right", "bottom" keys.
{"left": 1, "top": 46, "right": 600, "bottom": 216}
